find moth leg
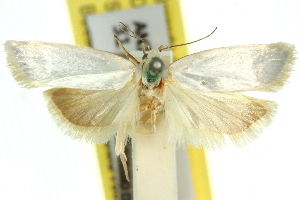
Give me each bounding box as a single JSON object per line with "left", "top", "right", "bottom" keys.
{"left": 120, "top": 153, "right": 129, "bottom": 181}
{"left": 146, "top": 97, "right": 157, "bottom": 132}
{"left": 139, "top": 96, "right": 162, "bottom": 133}
{"left": 150, "top": 97, "right": 163, "bottom": 133}
{"left": 115, "top": 131, "right": 130, "bottom": 181}
{"left": 151, "top": 106, "right": 157, "bottom": 133}
{"left": 139, "top": 96, "right": 154, "bottom": 111}
{"left": 151, "top": 101, "right": 163, "bottom": 133}
{"left": 140, "top": 106, "right": 149, "bottom": 112}
{"left": 114, "top": 35, "right": 139, "bottom": 66}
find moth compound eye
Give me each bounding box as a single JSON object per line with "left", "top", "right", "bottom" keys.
{"left": 149, "top": 57, "right": 165, "bottom": 75}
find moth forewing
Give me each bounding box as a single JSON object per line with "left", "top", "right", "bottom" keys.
{"left": 5, "top": 40, "right": 135, "bottom": 90}
{"left": 170, "top": 42, "right": 296, "bottom": 93}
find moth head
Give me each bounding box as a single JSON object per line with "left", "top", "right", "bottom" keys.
{"left": 139, "top": 49, "right": 169, "bottom": 89}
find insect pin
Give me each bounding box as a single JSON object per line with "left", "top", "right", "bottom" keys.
{"left": 5, "top": 22, "right": 297, "bottom": 181}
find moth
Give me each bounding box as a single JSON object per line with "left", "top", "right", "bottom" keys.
{"left": 5, "top": 23, "right": 296, "bottom": 180}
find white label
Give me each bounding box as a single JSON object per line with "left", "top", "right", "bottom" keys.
{"left": 85, "top": 4, "right": 170, "bottom": 54}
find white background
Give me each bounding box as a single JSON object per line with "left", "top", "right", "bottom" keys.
{"left": 0, "top": 0, "right": 299, "bottom": 200}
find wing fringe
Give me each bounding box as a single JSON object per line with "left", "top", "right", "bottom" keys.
{"left": 227, "top": 97, "right": 277, "bottom": 147}
{"left": 4, "top": 40, "right": 38, "bottom": 88}
{"left": 255, "top": 42, "right": 297, "bottom": 92}
{"left": 43, "top": 88, "right": 115, "bottom": 144}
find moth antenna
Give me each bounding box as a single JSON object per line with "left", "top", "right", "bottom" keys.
{"left": 114, "top": 35, "right": 140, "bottom": 65}
{"left": 158, "top": 44, "right": 169, "bottom": 51}
{"left": 141, "top": 43, "right": 147, "bottom": 55}
{"left": 118, "top": 22, "right": 151, "bottom": 50}
{"left": 159, "top": 27, "right": 218, "bottom": 51}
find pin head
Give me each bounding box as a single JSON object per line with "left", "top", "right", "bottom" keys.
{"left": 149, "top": 57, "right": 165, "bottom": 75}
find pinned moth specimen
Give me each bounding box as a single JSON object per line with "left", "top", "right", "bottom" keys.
{"left": 5, "top": 23, "right": 296, "bottom": 180}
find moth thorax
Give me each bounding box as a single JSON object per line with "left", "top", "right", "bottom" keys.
{"left": 149, "top": 57, "right": 165, "bottom": 75}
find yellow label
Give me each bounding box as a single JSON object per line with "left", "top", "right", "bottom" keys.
{"left": 66, "top": 0, "right": 212, "bottom": 199}
{"left": 67, "top": 0, "right": 187, "bottom": 60}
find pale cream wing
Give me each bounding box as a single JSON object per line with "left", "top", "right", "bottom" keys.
{"left": 44, "top": 82, "right": 140, "bottom": 144}
{"left": 5, "top": 40, "right": 135, "bottom": 90}
{"left": 163, "top": 82, "right": 277, "bottom": 149}
{"left": 170, "top": 42, "right": 296, "bottom": 92}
